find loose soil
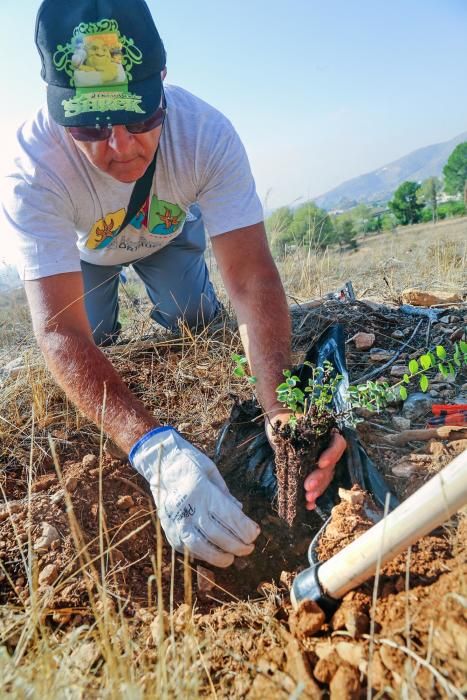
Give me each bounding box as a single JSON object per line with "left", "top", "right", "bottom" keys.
{"left": 1, "top": 300, "right": 466, "bottom": 696}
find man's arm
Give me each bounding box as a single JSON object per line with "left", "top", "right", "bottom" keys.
{"left": 212, "top": 222, "right": 347, "bottom": 509}
{"left": 25, "top": 272, "right": 158, "bottom": 453}
{"left": 211, "top": 222, "right": 291, "bottom": 421}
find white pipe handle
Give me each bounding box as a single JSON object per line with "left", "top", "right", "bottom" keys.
{"left": 319, "top": 449, "right": 467, "bottom": 600}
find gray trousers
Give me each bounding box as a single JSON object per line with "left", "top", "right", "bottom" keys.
{"left": 81, "top": 207, "right": 220, "bottom": 345}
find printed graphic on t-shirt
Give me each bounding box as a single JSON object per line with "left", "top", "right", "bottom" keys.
{"left": 85, "top": 197, "right": 186, "bottom": 250}
{"left": 131, "top": 196, "right": 186, "bottom": 235}
{"left": 86, "top": 208, "right": 126, "bottom": 249}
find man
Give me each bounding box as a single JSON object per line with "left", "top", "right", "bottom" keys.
{"left": 3, "top": 0, "right": 346, "bottom": 567}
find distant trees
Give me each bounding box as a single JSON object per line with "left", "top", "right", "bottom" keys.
{"left": 266, "top": 201, "right": 334, "bottom": 256}
{"left": 265, "top": 143, "right": 467, "bottom": 258}
{"left": 388, "top": 181, "right": 424, "bottom": 225}
{"left": 418, "top": 177, "right": 443, "bottom": 223}
{"left": 443, "top": 142, "right": 467, "bottom": 203}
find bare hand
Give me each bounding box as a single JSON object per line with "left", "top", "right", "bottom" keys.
{"left": 304, "top": 430, "right": 347, "bottom": 510}
{"left": 265, "top": 413, "right": 347, "bottom": 509}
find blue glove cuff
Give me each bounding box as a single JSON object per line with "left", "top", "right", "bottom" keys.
{"left": 129, "top": 426, "right": 174, "bottom": 467}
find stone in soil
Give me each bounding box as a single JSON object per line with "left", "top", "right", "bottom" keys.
{"left": 288, "top": 599, "right": 326, "bottom": 639}
{"left": 369, "top": 348, "right": 393, "bottom": 362}
{"left": 351, "top": 332, "right": 375, "bottom": 350}
{"left": 329, "top": 664, "right": 361, "bottom": 700}
{"left": 402, "top": 392, "right": 433, "bottom": 420}
{"left": 34, "top": 522, "right": 60, "bottom": 552}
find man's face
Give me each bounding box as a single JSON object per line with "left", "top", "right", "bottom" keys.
{"left": 71, "top": 125, "right": 162, "bottom": 183}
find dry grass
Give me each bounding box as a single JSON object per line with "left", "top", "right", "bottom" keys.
{"left": 277, "top": 216, "right": 467, "bottom": 303}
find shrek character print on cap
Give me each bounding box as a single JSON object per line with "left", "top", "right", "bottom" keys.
{"left": 53, "top": 21, "right": 144, "bottom": 120}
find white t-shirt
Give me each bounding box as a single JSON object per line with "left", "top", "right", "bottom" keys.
{"left": 3, "top": 85, "right": 263, "bottom": 281}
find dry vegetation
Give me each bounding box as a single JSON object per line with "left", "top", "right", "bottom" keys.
{"left": 0, "top": 218, "right": 466, "bottom": 698}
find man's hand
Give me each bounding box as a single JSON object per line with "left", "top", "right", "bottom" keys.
{"left": 130, "top": 427, "right": 260, "bottom": 567}
{"left": 265, "top": 412, "right": 347, "bottom": 510}
{"left": 304, "top": 430, "right": 347, "bottom": 510}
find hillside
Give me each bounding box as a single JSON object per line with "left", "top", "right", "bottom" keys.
{"left": 315, "top": 130, "right": 467, "bottom": 210}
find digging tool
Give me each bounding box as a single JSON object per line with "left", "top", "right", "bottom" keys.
{"left": 291, "top": 448, "right": 467, "bottom": 612}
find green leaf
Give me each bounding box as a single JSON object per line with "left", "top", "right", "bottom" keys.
{"left": 403, "top": 374, "right": 410, "bottom": 384}
{"left": 233, "top": 367, "right": 245, "bottom": 377}
{"left": 408, "top": 359, "right": 419, "bottom": 374}
{"left": 439, "top": 363, "right": 449, "bottom": 377}
{"left": 248, "top": 376, "right": 257, "bottom": 384}
{"left": 400, "top": 386, "right": 408, "bottom": 400}
{"left": 276, "top": 383, "right": 289, "bottom": 392}
{"left": 231, "top": 353, "right": 242, "bottom": 362}
{"left": 420, "top": 354, "right": 432, "bottom": 370}
{"left": 436, "top": 345, "right": 447, "bottom": 360}
{"left": 419, "top": 375, "right": 429, "bottom": 392}
{"left": 459, "top": 339, "right": 467, "bottom": 354}
{"left": 448, "top": 363, "right": 455, "bottom": 377}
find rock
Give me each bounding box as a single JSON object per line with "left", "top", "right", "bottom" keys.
{"left": 351, "top": 332, "right": 375, "bottom": 351}
{"left": 392, "top": 416, "right": 411, "bottom": 431}
{"left": 450, "top": 327, "right": 465, "bottom": 342}
{"left": 150, "top": 611, "right": 170, "bottom": 645}
{"left": 69, "top": 641, "right": 100, "bottom": 672}
{"left": 82, "top": 454, "right": 98, "bottom": 469}
{"left": 39, "top": 564, "right": 59, "bottom": 586}
{"left": 0, "top": 501, "right": 23, "bottom": 522}
{"left": 314, "top": 653, "right": 340, "bottom": 683}
{"left": 285, "top": 638, "right": 322, "bottom": 697}
{"left": 65, "top": 476, "right": 78, "bottom": 493}
{"left": 196, "top": 565, "right": 216, "bottom": 597}
{"left": 52, "top": 612, "right": 72, "bottom": 625}
{"left": 390, "top": 365, "right": 408, "bottom": 378}
{"left": 369, "top": 348, "right": 393, "bottom": 362}
{"left": 402, "top": 392, "right": 433, "bottom": 421}
{"left": 173, "top": 603, "right": 191, "bottom": 633}
{"left": 329, "top": 664, "right": 361, "bottom": 700}
{"left": 440, "top": 314, "right": 453, "bottom": 324}
{"left": 178, "top": 423, "right": 192, "bottom": 432}
{"left": 51, "top": 490, "right": 65, "bottom": 504}
{"left": 288, "top": 599, "right": 325, "bottom": 639}
{"left": 401, "top": 288, "right": 462, "bottom": 307}
{"left": 338, "top": 488, "right": 365, "bottom": 505}
{"left": 332, "top": 601, "right": 369, "bottom": 637}
{"left": 335, "top": 641, "right": 365, "bottom": 668}
{"left": 111, "top": 548, "right": 125, "bottom": 564}
{"left": 391, "top": 329, "right": 405, "bottom": 340}
{"left": 117, "top": 495, "right": 134, "bottom": 510}
{"left": 247, "top": 674, "right": 289, "bottom": 700}
{"left": 34, "top": 522, "right": 60, "bottom": 552}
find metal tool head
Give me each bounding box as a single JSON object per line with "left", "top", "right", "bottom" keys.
{"left": 290, "top": 563, "right": 339, "bottom": 614}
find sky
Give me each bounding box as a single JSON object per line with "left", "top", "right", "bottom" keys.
{"left": 0, "top": 0, "right": 466, "bottom": 263}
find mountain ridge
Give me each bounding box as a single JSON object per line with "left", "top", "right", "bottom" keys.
{"left": 314, "top": 131, "right": 467, "bottom": 211}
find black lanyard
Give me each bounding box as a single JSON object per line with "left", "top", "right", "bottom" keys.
{"left": 119, "top": 148, "right": 159, "bottom": 233}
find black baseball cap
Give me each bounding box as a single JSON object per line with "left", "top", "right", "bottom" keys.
{"left": 35, "top": 0, "right": 166, "bottom": 127}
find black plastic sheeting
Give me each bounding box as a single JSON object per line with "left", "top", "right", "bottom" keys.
{"left": 216, "top": 324, "right": 399, "bottom": 521}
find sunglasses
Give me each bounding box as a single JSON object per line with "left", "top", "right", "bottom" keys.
{"left": 68, "top": 98, "right": 166, "bottom": 142}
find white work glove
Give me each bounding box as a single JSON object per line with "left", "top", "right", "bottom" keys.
{"left": 129, "top": 427, "right": 260, "bottom": 567}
